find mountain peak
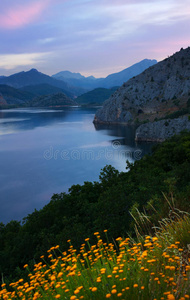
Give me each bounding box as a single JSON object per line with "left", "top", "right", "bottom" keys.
{"left": 29, "top": 68, "right": 39, "bottom": 73}
{"left": 52, "top": 70, "right": 85, "bottom": 80}
{"left": 102, "top": 59, "right": 157, "bottom": 88}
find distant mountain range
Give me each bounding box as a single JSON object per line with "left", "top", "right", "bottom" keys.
{"left": 0, "top": 59, "right": 157, "bottom": 107}
{"left": 52, "top": 59, "right": 157, "bottom": 90}
{"left": 0, "top": 69, "right": 85, "bottom": 99}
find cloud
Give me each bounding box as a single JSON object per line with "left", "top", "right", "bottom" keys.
{"left": 38, "top": 37, "right": 56, "bottom": 45}
{"left": 84, "top": 1, "right": 190, "bottom": 42}
{"left": 0, "top": 52, "right": 51, "bottom": 70}
{"left": 62, "top": 0, "right": 190, "bottom": 44}
{"left": 0, "top": 0, "right": 190, "bottom": 77}
{"left": 0, "top": 1, "right": 50, "bottom": 29}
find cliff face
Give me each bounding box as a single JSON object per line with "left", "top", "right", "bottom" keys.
{"left": 135, "top": 116, "right": 190, "bottom": 142}
{"left": 94, "top": 47, "right": 190, "bottom": 124}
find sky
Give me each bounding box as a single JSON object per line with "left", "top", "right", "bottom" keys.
{"left": 0, "top": 0, "right": 190, "bottom": 78}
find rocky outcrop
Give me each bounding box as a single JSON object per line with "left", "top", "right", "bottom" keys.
{"left": 93, "top": 99, "right": 133, "bottom": 124}
{"left": 94, "top": 47, "right": 190, "bottom": 125}
{"left": 135, "top": 116, "right": 190, "bottom": 142}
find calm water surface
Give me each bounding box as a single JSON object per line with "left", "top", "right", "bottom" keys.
{"left": 0, "top": 107, "right": 153, "bottom": 224}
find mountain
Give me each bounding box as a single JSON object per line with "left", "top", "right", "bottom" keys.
{"left": 52, "top": 70, "right": 98, "bottom": 90}
{"left": 0, "top": 83, "right": 75, "bottom": 106}
{"left": 20, "top": 84, "right": 68, "bottom": 96}
{"left": 52, "top": 59, "right": 157, "bottom": 90}
{"left": 0, "top": 84, "right": 34, "bottom": 104}
{"left": 76, "top": 87, "right": 119, "bottom": 105}
{"left": 53, "top": 71, "right": 87, "bottom": 80}
{"left": 0, "top": 69, "right": 65, "bottom": 89}
{"left": 29, "top": 93, "right": 78, "bottom": 107}
{"left": 98, "top": 59, "right": 157, "bottom": 88}
{"left": 0, "top": 69, "right": 85, "bottom": 98}
{"left": 94, "top": 47, "right": 190, "bottom": 126}
{"left": 0, "top": 60, "right": 157, "bottom": 107}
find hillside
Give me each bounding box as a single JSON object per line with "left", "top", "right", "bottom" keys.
{"left": 0, "top": 83, "right": 74, "bottom": 107}
{"left": 94, "top": 47, "right": 190, "bottom": 125}
{"left": 0, "top": 93, "right": 7, "bottom": 105}
{"left": 0, "top": 84, "right": 34, "bottom": 104}
{"left": 1, "top": 213, "right": 190, "bottom": 299}
{"left": 29, "top": 93, "right": 78, "bottom": 107}
{"left": 52, "top": 59, "right": 157, "bottom": 90}
{"left": 19, "top": 83, "right": 67, "bottom": 97}
{"left": 76, "top": 87, "right": 119, "bottom": 105}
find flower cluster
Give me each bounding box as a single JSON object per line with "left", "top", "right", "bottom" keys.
{"left": 0, "top": 231, "right": 190, "bottom": 299}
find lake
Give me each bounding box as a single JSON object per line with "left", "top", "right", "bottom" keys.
{"left": 0, "top": 107, "right": 154, "bottom": 224}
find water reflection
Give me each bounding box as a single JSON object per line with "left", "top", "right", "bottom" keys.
{"left": 0, "top": 108, "right": 71, "bottom": 134}
{"left": 94, "top": 122, "right": 154, "bottom": 155}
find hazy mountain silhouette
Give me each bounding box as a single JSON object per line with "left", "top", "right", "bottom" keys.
{"left": 52, "top": 59, "right": 157, "bottom": 90}
{"left": 0, "top": 69, "right": 85, "bottom": 98}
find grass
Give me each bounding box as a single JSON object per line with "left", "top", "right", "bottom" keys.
{"left": 0, "top": 212, "right": 190, "bottom": 300}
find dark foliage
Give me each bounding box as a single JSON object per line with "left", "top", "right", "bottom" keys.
{"left": 0, "top": 131, "right": 190, "bottom": 284}
{"left": 76, "top": 87, "right": 118, "bottom": 105}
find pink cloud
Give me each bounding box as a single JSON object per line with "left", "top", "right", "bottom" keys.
{"left": 0, "top": 1, "right": 50, "bottom": 29}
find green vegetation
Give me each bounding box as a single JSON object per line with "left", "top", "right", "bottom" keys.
{"left": 29, "top": 93, "right": 77, "bottom": 107}
{"left": 1, "top": 213, "right": 190, "bottom": 299}
{"left": 164, "top": 108, "right": 190, "bottom": 119}
{"left": 0, "top": 131, "right": 190, "bottom": 297}
{"left": 76, "top": 87, "right": 118, "bottom": 105}
{"left": 19, "top": 84, "right": 66, "bottom": 97}
{"left": 0, "top": 84, "right": 34, "bottom": 104}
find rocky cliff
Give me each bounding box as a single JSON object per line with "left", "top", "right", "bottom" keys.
{"left": 135, "top": 116, "right": 190, "bottom": 142}
{"left": 94, "top": 47, "right": 190, "bottom": 125}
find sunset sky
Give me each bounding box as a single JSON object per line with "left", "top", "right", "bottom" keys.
{"left": 0, "top": 0, "right": 190, "bottom": 78}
